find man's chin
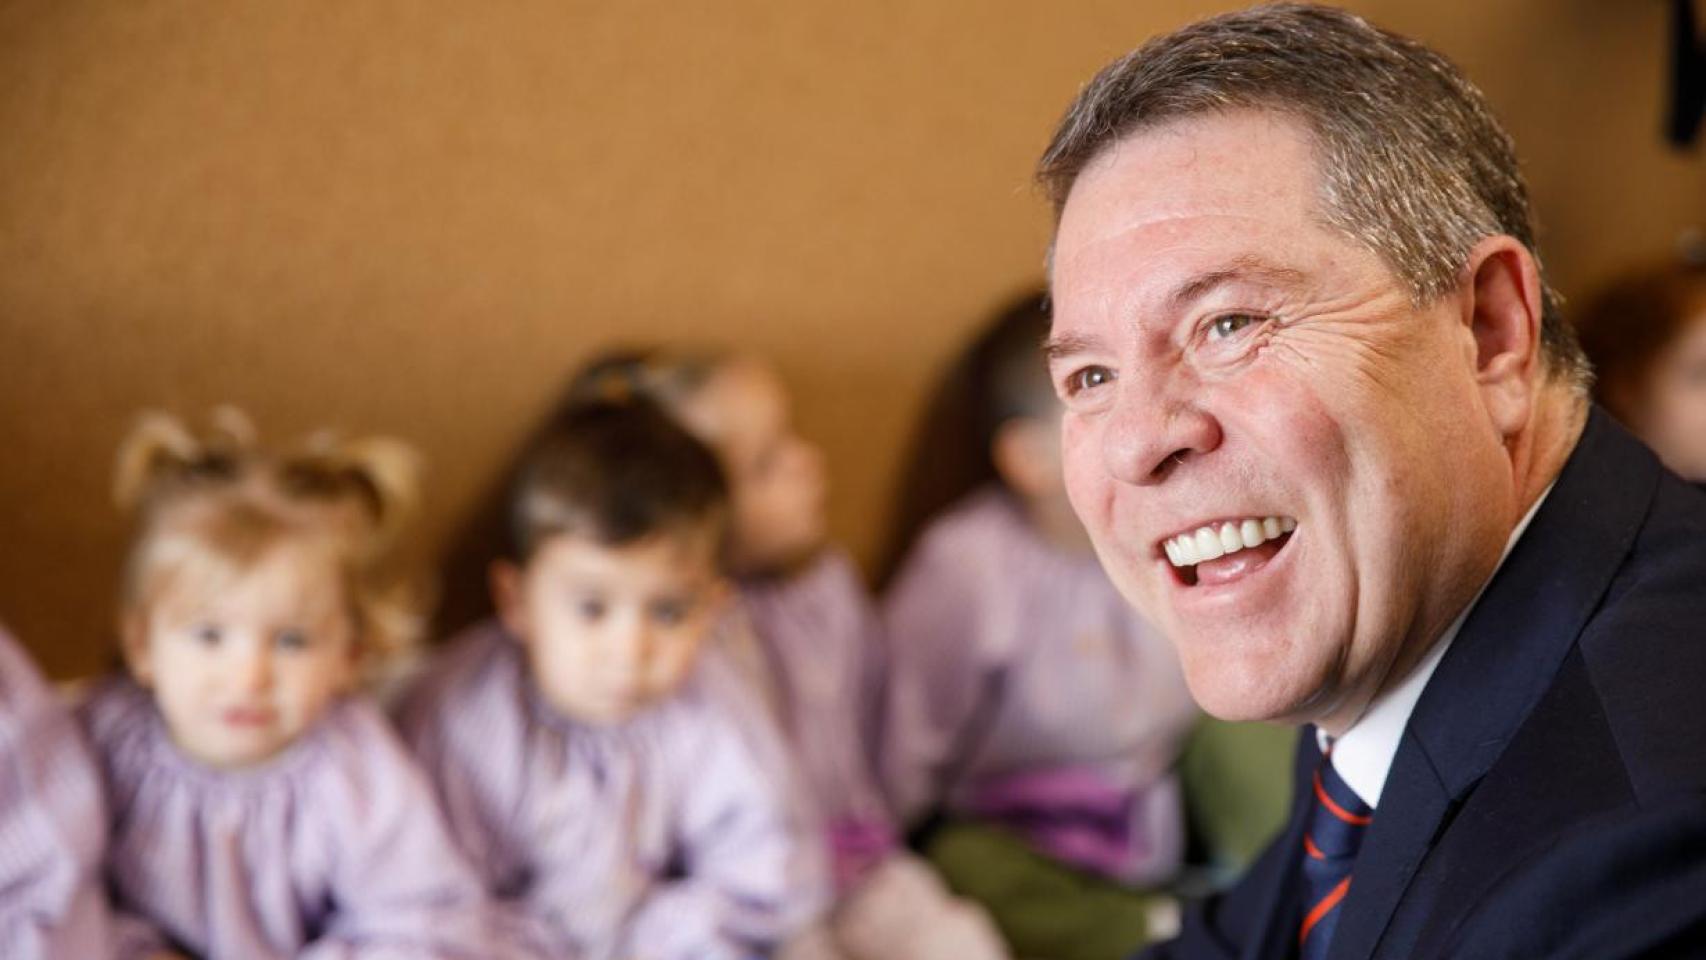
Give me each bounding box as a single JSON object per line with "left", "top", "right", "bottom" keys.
{"left": 1189, "top": 689, "right": 1298, "bottom": 724}
{"left": 1178, "top": 644, "right": 1321, "bottom": 724}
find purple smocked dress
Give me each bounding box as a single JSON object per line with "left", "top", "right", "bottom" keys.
{"left": 0, "top": 625, "right": 118, "bottom": 959}
{"left": 79, "top": 676, "right": 512, "bottom": 960}
{"left": 399, "top": 622, "right": 827, "bottom": 960}
{"left": 881, "top": 489, "right": 1200, "bottom": 885}
{"left": 736, "top": 549, "right": 897, "bottom": 892}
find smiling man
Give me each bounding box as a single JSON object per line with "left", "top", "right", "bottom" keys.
{"left": 1038, "top": 5, "right": 1706, "bottom": 959}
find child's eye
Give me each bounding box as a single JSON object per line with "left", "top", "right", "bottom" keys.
{"left": 575, "top": 598, "right": 607, "bottom": 621}
{"left": 1064, "top": 365, "right": 1113, "bottom": 396}
{"left": 274, "top": 629, "right": 310, "bottom": 652}
{"left": 191, "top": 623, "right": 223, "bottom": 647}
{"left": 648, "top": 599, "right": 690, "bottom": 626}
{"left": 1206, "top": 313, "right": 1263, "bottom": 341}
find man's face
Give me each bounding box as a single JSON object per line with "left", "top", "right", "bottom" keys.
{"left": 1046, "top": 111, "right": 1515, "bottom": 732}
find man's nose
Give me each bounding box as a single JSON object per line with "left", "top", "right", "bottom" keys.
{"left": 1101, "top": 379, "right": 1223, "bottom": 485}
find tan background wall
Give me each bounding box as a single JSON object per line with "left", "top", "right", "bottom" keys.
{"left": 1, "top": 0, "right": 1700, "bottom": 678}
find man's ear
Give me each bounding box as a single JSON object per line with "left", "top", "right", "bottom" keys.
{"left": 119, "top": 611, "right": 153, "bottom": 686}
{"left": 1462, "top": 235, "right": 1546, "bottom": 440}
{"left": 489, "top": 559, "right": 529, "bottom": 641}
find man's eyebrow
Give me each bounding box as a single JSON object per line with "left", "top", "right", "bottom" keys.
{"left": 1042, "top": 332, "right": 1101, "bottom": 364}
{"left": 1168, "top": 256, "right": 1307, "bottom": 310}
{"left": 1042, "top": 258, "right": 1306, "bottom": 364}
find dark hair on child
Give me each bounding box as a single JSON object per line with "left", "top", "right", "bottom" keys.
{"left": 434, "top": 353, "right": 734, "bottom": 637}
{"left": 875, "top": 288, "right": 1053, "bottom": 586}
{"left": 506, "top": 396, "right": 729, "bottom": 560}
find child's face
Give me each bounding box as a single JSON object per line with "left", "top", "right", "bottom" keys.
{"left": 497, "top": 528, "right": 727, "bottom": 725}
{"left": 125, "top": 539, "right": 357, "bottom": 769}
{"left": 1635, "top": 309, "right": 1706, "bottom": 483}
{"left": 993, "top": 406, "right": 1094, "bottom": 553}
{"left": 682, "top": 359, "right": 827, "bottom": 575}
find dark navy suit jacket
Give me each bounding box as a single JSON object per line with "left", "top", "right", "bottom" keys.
{"left": 1145, "top": 409, "right": 1706, "bottom": 959}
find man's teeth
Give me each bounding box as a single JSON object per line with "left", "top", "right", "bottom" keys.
{"left": 1164, "top": 516, "right": 1296, "bottom": 567}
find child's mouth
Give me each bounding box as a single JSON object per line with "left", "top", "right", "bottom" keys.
{"left": 221, "top": 705, "right": 278, "bottom": 728}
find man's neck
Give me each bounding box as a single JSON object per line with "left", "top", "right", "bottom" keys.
{"left": 1508, "top": 383, "right": 1588, "bottom": 514}
{"left": 1320, "top": 474, "right": 1559, "bottom": 800}
{"left": 1316, "top": 386, "right": 1588, "bottom": 738}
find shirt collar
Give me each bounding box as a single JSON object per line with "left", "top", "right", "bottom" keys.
{"left": 1318, "top": 483, "right": 1555, "bottom": 806}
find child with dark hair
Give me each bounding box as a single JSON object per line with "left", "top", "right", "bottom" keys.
{"left": 400, "top": 397, "right": 825, "bottom": 960}
{"left": 566, "top": 351, "right": 1007, "bottom": 960}
{"left": 877, "top": 290, "right": 1205, "bottom": 960}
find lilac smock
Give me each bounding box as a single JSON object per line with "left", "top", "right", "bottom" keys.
{"left": 881, "top": 489, "right": 1200, "bottom": 884}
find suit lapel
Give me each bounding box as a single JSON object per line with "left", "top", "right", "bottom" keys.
{"left": 1325, "top": 730, "right": 1451, "bottom": 960}
{"left": 1326, "top": 409, "right": 1660, "bottom": 960}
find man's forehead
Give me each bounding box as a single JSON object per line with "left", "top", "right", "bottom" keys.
{"left": 1051, "top": 115, "right": 1321, "bottom": 292}
{"left": 1058, "top": 110, "right": 1322, "bottom": 232}
{"left": 1046, "top": 113, "right": 1349, "bottom": 342}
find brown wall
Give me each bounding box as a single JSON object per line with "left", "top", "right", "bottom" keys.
{"left": 2, "top": 0, "right": 1699, "bottom": 678}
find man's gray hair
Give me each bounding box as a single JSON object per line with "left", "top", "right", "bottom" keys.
{"left": 1037, "top": 3, "right": 1589, "bottom": 383}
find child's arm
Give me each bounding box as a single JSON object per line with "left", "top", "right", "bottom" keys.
{"left": 303, "top": 702, "right": 533, "bottom": 960}
{"left": 618, "top": 703, "right": 826, "bottom": 960}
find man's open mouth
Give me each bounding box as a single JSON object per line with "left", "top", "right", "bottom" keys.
{"left": 1162, "top": 516, "right": 1296, "bottom": 587}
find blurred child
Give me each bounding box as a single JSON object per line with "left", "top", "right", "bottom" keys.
{"left": 877, "top": 290, "right": 1201, "bottom": 960}
{"left": 1576, "top": 252, "right": 1706, "bottom": 482}
{"left": 400, "top": 397, "right": 825, "bottom": 960}
{"left": 571, "top": 351, "right": 1007, "bottom": 960}
{"left": 0, "top": 623, "right": 117, "bottom": 958}
{"left": 79, "top": 410, "right": 502, "bottom": 960}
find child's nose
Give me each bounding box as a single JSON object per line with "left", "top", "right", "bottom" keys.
{"left": 608, "top": 623, "right": 656, "bottom": 675}
{"left": 232, "top": 646, "right": 274, "bottom": 692}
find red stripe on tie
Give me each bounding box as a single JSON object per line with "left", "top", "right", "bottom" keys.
{"left": 1304, "top": 834, "right": 1326, "bottom": 860}
{"left": 1299, "top": 875, "right": 1352, "bottom": 946}
{"left": 1314, "top": 771, "right": 1373, "bottom": 826}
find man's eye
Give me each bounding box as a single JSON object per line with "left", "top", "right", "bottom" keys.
{"left": 275, "top": 629, "right": 310, "bottom": 652}
{"left": 1066, "top": 365, "right": 1114, "bottom": 395}
{"left": 1207, "top": 313, "right": 1262, "bottom": 341}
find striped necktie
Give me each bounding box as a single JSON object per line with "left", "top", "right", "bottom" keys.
{"left": 1298, "top": 748, "right": 1373, "bottom": 960}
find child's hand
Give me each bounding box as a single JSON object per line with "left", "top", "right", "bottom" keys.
{"left": 834, "top": 853, "right": 1011, "bottom": 960}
